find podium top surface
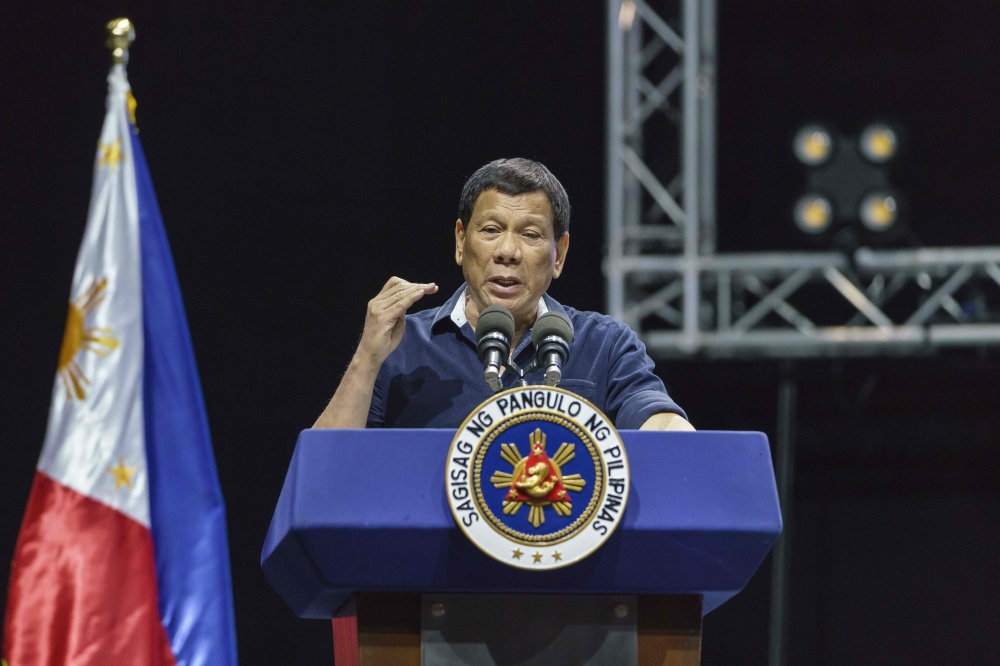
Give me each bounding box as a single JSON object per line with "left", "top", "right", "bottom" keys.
{"left": 262, "top": 429, "right": 781, "bottom": 617}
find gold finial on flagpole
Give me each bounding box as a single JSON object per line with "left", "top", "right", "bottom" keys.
{"left": 106, "top": 18, "right": 135, "bottom": 65}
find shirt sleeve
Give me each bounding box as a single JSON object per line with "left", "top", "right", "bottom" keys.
{"left": 365, "top": 365, "right": 386, "bottom": 428}
{"left": 605, "top": 324, "right": 687, "bottom": 429}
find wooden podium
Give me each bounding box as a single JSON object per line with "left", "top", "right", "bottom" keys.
{"left": 262, "top": 429, "right": 781, "bottom": 665}
{"left": 330, "top": 592, "right": 703, "bottom": 666}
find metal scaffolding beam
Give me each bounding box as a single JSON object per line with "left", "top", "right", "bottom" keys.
{"left": 606, "top": 0, "right": 716, "bottom": 346}
{"left": 620, "top": 247, "right": 1000, "bottom": 358}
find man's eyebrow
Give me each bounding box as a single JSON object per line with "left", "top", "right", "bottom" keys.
{"left": 476, "top": 211, "right": 549, "bottom": 225}
{"left": 515, "top": 216, "right": 548, "bottom": 226}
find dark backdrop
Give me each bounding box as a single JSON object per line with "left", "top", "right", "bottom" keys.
{"left": 2, "top": 2, "right": 998, "bottom": 665}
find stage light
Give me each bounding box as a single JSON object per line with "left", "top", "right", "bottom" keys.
{"left": 793, "top": 126, "right": 833, "bottom": 166}
{"left": 859, "top": 192, "right": 898, "bottom": 231}
{"left": 859, "top": 124, "right": 897, "bottom": 163}
{"left": 793, "top": 194, "right": 833, "bottom": 234}
{"left": 792, "top": 121, "right": 907, "bottom": 243}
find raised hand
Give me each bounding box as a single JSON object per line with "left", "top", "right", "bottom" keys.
{"left": 356, "top": 277, "right": 439, "bottom": 367}
{"left": 314, "top": 277, "right": 439, "bottom": 429}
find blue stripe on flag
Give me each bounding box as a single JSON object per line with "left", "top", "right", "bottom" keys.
{"left": 131, "top": 124, "right": 239, "bottom": 666}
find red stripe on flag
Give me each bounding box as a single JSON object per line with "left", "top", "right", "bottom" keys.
{"left": 3, "top": 472, "right": 177, "bottom": 666}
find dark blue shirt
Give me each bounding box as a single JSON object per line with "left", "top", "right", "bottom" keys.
{"left": 367, "top": 285, "right": 686, "bottom": 429}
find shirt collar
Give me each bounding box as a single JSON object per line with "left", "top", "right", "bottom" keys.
{"left": 432, "top": 284, "right": 562, "bottom": 334}
{"left": 449, "top": 289, "right": 549, "bottom": 328}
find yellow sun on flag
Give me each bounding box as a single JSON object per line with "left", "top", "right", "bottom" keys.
{"left": 57, "top": 277, "right": 120, "bottom": 400}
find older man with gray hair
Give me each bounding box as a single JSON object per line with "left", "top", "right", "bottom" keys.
{"left": 315, "top": 158, "right": 692, "bottom": 431}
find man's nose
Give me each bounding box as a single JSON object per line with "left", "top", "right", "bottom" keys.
{"left": 493, "top": 232, "right": 522, "bottom": 263}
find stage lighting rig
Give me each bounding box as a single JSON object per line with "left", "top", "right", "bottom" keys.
{"left": 791, "top": 122, "right": 903, "bottom": 241}
{"left": 605, "top": 0, "right": 1000, "bottom": 363}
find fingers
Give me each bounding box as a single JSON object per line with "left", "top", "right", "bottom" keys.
{"left": 379, "top": 276, "right": 405, "bottom": 295}
{"left": 358, "top": 280, "right": 439, "bottom": 366}
{"left": 367, "top": 281, "right": 438, "bottom": 322}
{"left": 374, "top": 278, "right": 437, "bottom": 305}
{"left": 385, "top": 284, "right": 434, "bottom": 314}
{"left": 378, "top": 276, "right": 436, "bottom": 295}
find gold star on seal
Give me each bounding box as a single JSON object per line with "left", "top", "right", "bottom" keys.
{"left": 552, "top": 551, "right": 563, "bottom": 562}
{"left": 97, "top": 139, "right": 123, "bottom": 171}
{"left": 107, "top": 458, "right": 136, "bottom": 490}
{"left": 512, "top": 549, "right": 523, "bottom": 560}
{"left": 532, "top": 552, "right": 543, "bottom": 563}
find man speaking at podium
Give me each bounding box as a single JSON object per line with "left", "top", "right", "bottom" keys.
{"left": 315, "top": 158, "right": 692, "bottom": 432}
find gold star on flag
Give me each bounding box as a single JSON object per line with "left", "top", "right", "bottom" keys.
{"left": 127, "top": 91, "right": 138, "bottom": 128}
{"left": 512, "top": 549, "right": 523, "bottom": 560}
{"left": 107, "top": 458, "right": 136, "bottom": 490}
{"left": 532, "top": 552, "right": 543, "bottom": 563}
{"left": 97, "top": 139, "right": 122, "bottom": 171}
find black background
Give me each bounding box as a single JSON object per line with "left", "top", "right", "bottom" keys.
{"left": 2, "top": 1, "right": 999, "bottom": 664}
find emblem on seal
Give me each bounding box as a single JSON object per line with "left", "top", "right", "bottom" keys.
{"left": 447, "top": 386, "right": 630, "bottom": 570}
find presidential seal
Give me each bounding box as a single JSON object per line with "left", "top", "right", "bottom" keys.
{"left": 447, "top": 386, "right": 630, "bottom": 570}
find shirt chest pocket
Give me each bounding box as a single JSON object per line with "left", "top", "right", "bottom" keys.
{"left": 556, "top": 379, "right": 600, "bottom": 405}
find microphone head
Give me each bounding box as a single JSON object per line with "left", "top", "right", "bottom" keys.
{"left": 476, "top": 305, "right": 515, "bottom": 344}
{"left": 532, "top": 311, "right": 574, "bottom": 347}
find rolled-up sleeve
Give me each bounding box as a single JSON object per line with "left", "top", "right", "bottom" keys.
{"left": 365, "top": 366, "right": 386, "bottom": 428}
{"left": 605, "top": 325, "right": 686, "bottom": 429}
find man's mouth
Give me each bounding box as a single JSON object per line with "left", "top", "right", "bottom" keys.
{"left": 488, "top": 277, "right": 522, "bottom": 289}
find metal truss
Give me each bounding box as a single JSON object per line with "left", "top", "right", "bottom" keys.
{"left": 629, "top": 247, "right": 1000, "bottom": 358}
{"left": 604, "top": 0, "right": 1000, "bottom": 359}
{"left": 605, "top": 0, "right": 716, "bottom": 343}
{"left": 605, "top": 9, "right": 1000, "bottom": 665}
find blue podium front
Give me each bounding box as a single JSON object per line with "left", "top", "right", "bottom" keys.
{"left": 262, "top": 429, "right": 782, "bottom": 618}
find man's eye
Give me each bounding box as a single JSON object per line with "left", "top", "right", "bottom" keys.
{"left": 482, "top": 227, "right": 501, "bottom": 234}
{"left": 524, "top": 232, "right": 541, "bottom": 239}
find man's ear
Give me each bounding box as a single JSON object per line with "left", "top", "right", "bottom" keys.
{"left": 552, "top": 232, "right": 570, "bottom": 279}
{"left": 455, "top": 219, "right": 466, "bottom": 266}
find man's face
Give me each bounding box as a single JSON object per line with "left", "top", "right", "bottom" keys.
{"left": 455, "top": 189, "right": 569, "bottom": 326}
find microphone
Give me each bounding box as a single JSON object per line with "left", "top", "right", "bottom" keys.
{"left": 532, "top": 311, "right": 574, "bottom": 387}
{"left": 476, "top": 305, "right": 515, "bottom": 393}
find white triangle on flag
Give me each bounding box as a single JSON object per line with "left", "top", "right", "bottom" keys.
{"left": 37, "top": 64, "right": 150, "bottom": 528}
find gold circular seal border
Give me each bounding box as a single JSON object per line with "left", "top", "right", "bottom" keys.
{"left": 471, "top": 411, "right": 604, "bottom": 547}
{"left": 447, "top": 385, "right": 631, "bottom": 570}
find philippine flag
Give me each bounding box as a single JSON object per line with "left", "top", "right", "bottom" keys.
{"left": 3, "top": 64, "right": 238, "bottom": 665}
